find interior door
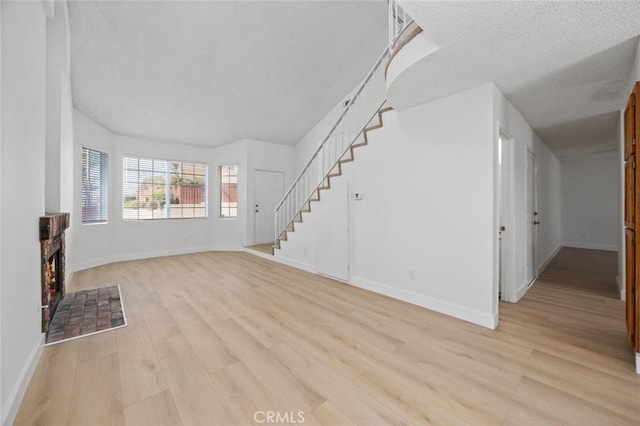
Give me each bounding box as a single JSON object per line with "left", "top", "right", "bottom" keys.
{"left": 254, "top": 170, "right": 284, "bottom": 245}
{"left": 525, "top": 148, "right": 537, "bottom": 285}
{"left": 626, "top": 229, "right": 636, "bottom": 348}
{"left": 315, "top": 180, "right": 350, "bottom": 281}
{"left": 625, "top": 158, "right": 635, "bottom": 228}
{"left": 624, "top": 83, "right": 640, "bottom": 352}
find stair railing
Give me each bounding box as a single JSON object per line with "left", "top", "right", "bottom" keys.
{"left": 274, "top": 4, "right": 413, "bottom": 244}
{"left": 389, "top": 0, "right": 410, "bottom": 51}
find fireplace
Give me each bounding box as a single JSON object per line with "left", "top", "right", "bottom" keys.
{"left": 39, "top": 213, "right": 70, "bottom": 333}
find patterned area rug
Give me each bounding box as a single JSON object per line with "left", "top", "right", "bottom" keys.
{"left": 45, "top": 285, "right": 127, "bottom": 345}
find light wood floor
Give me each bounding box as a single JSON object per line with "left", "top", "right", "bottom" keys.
{"left": 246, "top": 243, "right": 274, "bottom": 255}
{"left": 15, "top": 248, "right": 640, "bottom": 425}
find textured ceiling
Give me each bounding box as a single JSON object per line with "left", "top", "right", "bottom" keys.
{"left": 536, "top": 111, "right": 620, "bottom": 159}
{"left": 69, "top": 1, "right": 388, "bottom": 147}
{"left": 396, "top": 1, "right": 640, "bottom": 157}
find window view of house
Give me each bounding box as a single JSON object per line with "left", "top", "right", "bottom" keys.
{"left": 81, "top": 147, "right": 109, "bottom": 223}
{"left": 123, "top": 157, "right": 207, "bottom": 220}
{"left": 220, "top": 164, "right": 238, "bottom": 218}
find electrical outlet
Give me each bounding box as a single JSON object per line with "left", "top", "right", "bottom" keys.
{"left": 303, "top": 248, "right": 308, "bottom": 255}
{"left": 183, "top": 236, "right": 189, "bottom": 243}
{"left": 408, "top": 269, "right": 415, "bottom": 280}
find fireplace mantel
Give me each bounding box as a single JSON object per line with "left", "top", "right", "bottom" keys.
{"left": 39, "top": 212, "right": 70, "bottom": 242}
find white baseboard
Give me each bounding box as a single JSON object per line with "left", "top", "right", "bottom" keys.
{"left": 248, "top": 252, "right": 496, "bottom": 329}
{"left": 73, "top": 245, "right": 230, "bottom": 272}
{"left": 65, "top": 266, "right": 74, "bottom": 289}
{"left": 350, "top": 276, "right": 497, "bottom": 329}
{"left": 562, "top": 242, "right": 617, "bottom": 251}
{"left": 513, "top": 279, "right": 532, "bottom": 303}
{"left": 636, "top": 352, "right": 640, "bottom": 375}
{"left": 538, "top": 243, "right": 562, "bottom": 275}
{"left": 618, "top": 276, "right": 625, "bottom": 301}
{"left": 242, "top": 246, "right": 276, "bottom": 260}
{"left": 242, "top": 246, "right": 316, "bottom": 274}
{"left": 210, "top": 245, "right": 243, "bottom": 252}
{"left": 2, "top": 333, "right": 45, "bottom": 426}
{"left": 268, "top": 252, "right": 316, "bottom": 274}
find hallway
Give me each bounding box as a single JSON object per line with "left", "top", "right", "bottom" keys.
{"left": 498, "top": 247, "right": 638, "bottom": 423}
{"left": 531, "top": 247, "right": 619, "bottom": 298}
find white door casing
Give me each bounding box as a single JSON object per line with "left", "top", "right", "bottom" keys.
{"left": 526, "top": 148, "right": 537, "bottom": 285}
{"left": 315, "top": 180, "right": 350, "bottom": 282}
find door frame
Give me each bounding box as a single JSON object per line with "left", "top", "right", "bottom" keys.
{"left": 315, "top": 177, "right": 351, "bottom": 282}
{"left": 253, "top": 169, "right": 284, "bottom": 245}
{"left": 525, "top": 147, "right": 538, "bottom": 286}
{"left": 495, "top": 122, "right": 516, "bottom": 304}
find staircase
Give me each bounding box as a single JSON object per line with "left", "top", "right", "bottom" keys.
{"left": 272, "top": 1, "right": 413, "bottom": 254}
{"left": 272, "top": 105, "right": 394, "bottom": 253}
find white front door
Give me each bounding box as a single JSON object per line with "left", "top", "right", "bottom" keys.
{"left": 526, "top": 149, "right": 537, "bottom": 285}
{"left": 254, "top": 170, "right": 284, "bottom": 245}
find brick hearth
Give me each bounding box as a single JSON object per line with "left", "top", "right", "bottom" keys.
{"left": 47, "top": 285, "right": 124, "bottom": 344}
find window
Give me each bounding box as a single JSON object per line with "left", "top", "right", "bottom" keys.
{"left": 220, "top": 164, "right": 238, "bottom": 218}
{"left": 123, "top": 157, "right": 207, "bottom": 220}
{"left": 82, "top": 147, "right": 109, "bottom": 223}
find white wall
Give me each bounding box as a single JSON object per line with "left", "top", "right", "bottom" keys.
{"left": 71, "top": 110, "right": 115, "bottom": 269}
{"left": 562, "top": 153, "right": 618, "bottom": 251}
{"left": 73, "top": 109, "right": 215, "bottom": 270}
{"left": 493, "top": 84, "right": 563, "bottom": 301}
{"left": 293, "top": 89, "right": 357, "bottom": 173}
{"left": 279, "top": 83, "right": 498, "bottom": 328}
{"left": 44, "top": 0, "right": 70, "bottom": 213}
{"left": 1, "top": 2, "right": 48, "bottom": 423}
{"left": 72, "top": 112, "right": 296, "bottom": 269}
{"left": 44, "top": 0, "right": 74, "bottom": 280}
{"left": 60, "top": 68, "right": 75, "bottom": 278}
{"left": 277, "top": 81, "right": 565, "bottom": 327}
{"left": 294, "top": 101, "right": 342, "bottom": 173}
{"left": 535, "top": 137, "right": 563, "bottom": 266}
{"left": 0, "top": 0, "right": 4, "bottom": 418}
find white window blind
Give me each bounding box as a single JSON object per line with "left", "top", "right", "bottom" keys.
{"left": 82, "top": 147, "right": 109, "bottom": 223}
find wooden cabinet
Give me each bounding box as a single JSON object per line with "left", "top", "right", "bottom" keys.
{"left": 626, "top": 229, "right": 636, "bottom": 348}
{"left": 625, "top": 156, "right": 635, "bottom": 229}
{"left": 624, "top": 82, "right": 640, "bottom": 352}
